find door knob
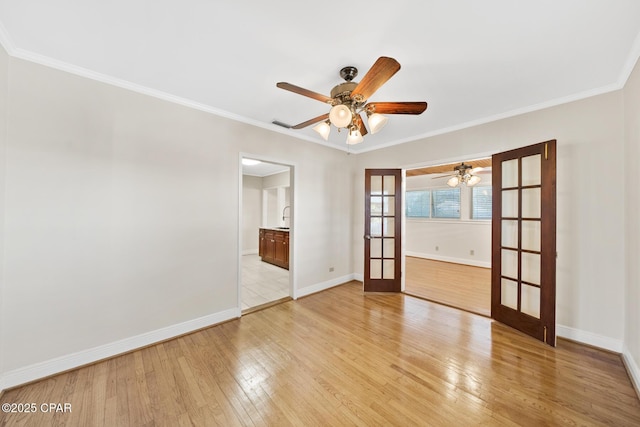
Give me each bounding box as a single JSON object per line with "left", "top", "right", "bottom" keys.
{"left": 364, "top": 235, "right": 371, "bottom": 240}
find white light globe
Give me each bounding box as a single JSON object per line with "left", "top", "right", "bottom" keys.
{"left": 346, "top": 128, "right": 364, "bottom": 145}
{"left": 313, "top": 121, "right": 331, "bottom": 140}
{"left": 367, "top": 113, "right": 389, "bottom": 134}
{"left": 329, "top": 104, "right": 352, "bottom": 128}
{"left": 467, "top": 175, "right": 482, "bottom": 186}
{"left": 447, "top": 176, "right": 460, "bottom": 187}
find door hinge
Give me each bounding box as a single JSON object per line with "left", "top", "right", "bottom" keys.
{"left": 544, "top": 143, "right": 548, "bottom": 160}
{"left": 543, "top": 326, "right": 548, "bottom": 343}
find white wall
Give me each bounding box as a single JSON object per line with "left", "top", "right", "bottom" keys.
{"left": 0, "top": 55, "right": 354, "bottom": 389}
{"left": 405, "top": 174, "right": 492, "bottom": 267}
{"left": 242, "top": 175, "right": 262, "bottom": 254}
{"left": 353, "top": 90, "right": 627, "bottom": 352}
{"left": 262, "top": 170, "right": 290, "bottom": 189}
{"left": 624, "top": 55, "right": 640, "bottom": 390}
{"left": 263, "top": 170, "right": 290, "bottom": 228}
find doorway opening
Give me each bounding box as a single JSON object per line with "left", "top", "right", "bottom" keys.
{"left": 403, "top": 158, "right": 492, "bottom": 316}
{"left": 240, "top": 156, "right": 293, "bottom": 313}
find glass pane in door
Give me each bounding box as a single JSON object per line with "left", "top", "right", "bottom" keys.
{"left": 383, "top": 260, "right": 395, "bottom": 279}
{"left": 522, "top": 188, "right": 541, "bottom": 218}
{"left": 502, "top": 190, "right": 519, "bottom": 217}
{"left": 371, "top": 196, "right": 383, "bottom": 214}
{"left": 522, "top": 221, "right": 541, "bottom": 251}
{"left": 383, "top": 238, "right": 394, "bottom": 257}
{"left": 371, "top": 176, "right": 382, "bottom": 195}
{"left": 501, "top": 249, "right": 518, "bottom": 279}
{"left": 521, "top": 252, "right": 541, "bottom": 285}
{"left": 370, "top": 238, "right": 382, "bottom": 258}
{"left": 370, "top": 260, "right": 382, "bottom": 279}
{"left": 521, "top": 154, "right": 541, "bottom": 186}
{"left": 501, "top": 278, "right": 518, "bottom": 310}
{"left": 521, "top": 284, "right": 540, "bottom": 318}
{"left": 370, "top": 218, "right": 382, "bottom": 236}
{"left": 384, "top": 196, "right": 395, "bottom": 215}
{"left": 383, "top": 218, "right": 395, "bottom": 237}
{"left": 502, "top": 220, "right": 518, "bottom": 248}
{"left": 502, "top": 159, "right": 519, "bottom": 187}
{"left": 383, "top": 175, "right": 396, "bottom": 195}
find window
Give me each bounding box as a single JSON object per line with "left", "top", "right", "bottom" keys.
{"left": 406, "top": 190, "right": 430, "bottom": 218}
{"left": 472, "top": 186, "right": 492, "bottom": 220}
{"left": 432, "top": 188, "right": 460, "bottom": 218}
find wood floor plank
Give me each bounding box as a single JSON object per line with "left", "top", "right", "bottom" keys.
{"left": 405, "top": 256, "right": 491, "bottom": 316}
{"left": 1, "top": 281, "right": 639, "bottom": 426}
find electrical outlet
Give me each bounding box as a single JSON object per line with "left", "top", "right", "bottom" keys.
{"left": 435, "top": 246, "right": 439, "bottom": 251}
{"left": 329, "top": 267, "right": 334, "bottom": 272}
{"left": 470, "top": 250, "right": 475, "bottom": 256}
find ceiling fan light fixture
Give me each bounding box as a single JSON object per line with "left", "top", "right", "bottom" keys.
{"left": 367, "top": 113, "right": 389, "bottom": 134}
{"left": 313, "top": 120, "right": 331, "bottom": 140}
{"left": 467, "top": 175, "right": 482, "bottom": 186}
{"left": 329, "top": 104, "right": 353, "bottom": 128}
{"left": 346, "top": 127, "right": 364, "bottom": 145}
{"left": 447, "top": 176, "right": 460, "bottom": 187}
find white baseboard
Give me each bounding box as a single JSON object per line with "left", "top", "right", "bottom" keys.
{"left": 295, "top": 274, "right": 356, "bottom": 299}
{"left": 406, "top": 251, "right": 491, "bottom": 268}
{"left": 242, "top": 249, "right": 258, "bottom": 255}
{"left": 622, "top": 346, "right": 640, "bottom": 398}
{"left": 556, "top": 324, "right": 623, "bottom": 353}
{"left": 0, "top": 308, "right": 240, "bottom": 392}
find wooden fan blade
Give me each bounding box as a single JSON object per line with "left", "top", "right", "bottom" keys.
{"left": 431, "top": 174, "right": 455, "bottom": 180}
{"left": 353, "top": 114, "right": 368, "bottom": 137}
{"left": 366, "top": 102, "right": 428, "bottom": 115}
{"left": 351, "top": 57, "right": 401, "bottom": 102}
{"left": 276, "top": 82, "right": 333, "bottom": 103}
{"left": 291, "top": 113, "right": 330, "bottom": 129}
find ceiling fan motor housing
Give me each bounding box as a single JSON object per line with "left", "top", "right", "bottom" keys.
{"left": 454, "top": 163, "right": 473, "bottom": 173}
{"left": 330, "top": 82, "right": 358, "bottom": 102}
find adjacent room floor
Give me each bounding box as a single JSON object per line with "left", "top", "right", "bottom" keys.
{"left": 404, "top": 256, "right": 491, "bottom": 316}
{"left": 241, "top": 254, "right": 289, "bottom": 310}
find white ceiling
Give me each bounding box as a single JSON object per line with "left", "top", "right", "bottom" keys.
{"left": 242, "top": 159, "right": 289, "bottom": 178}
{"left": 1, "top": 1, "right": 639, "bottom": 153}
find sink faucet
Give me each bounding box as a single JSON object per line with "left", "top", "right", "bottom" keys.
{"left": 282, "top": 205, "right": 290, "bottom": 221}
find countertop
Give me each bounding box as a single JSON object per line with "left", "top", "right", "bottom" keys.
{"left": 260, "top": 227, "right": 290, "bottom": 232}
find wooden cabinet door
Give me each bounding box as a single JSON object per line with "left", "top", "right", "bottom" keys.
{"left": 274, "top": 232, "right": 287, "bottom": 267}
{"left": 264, "top": 230, "right": 275, "bottom": 262}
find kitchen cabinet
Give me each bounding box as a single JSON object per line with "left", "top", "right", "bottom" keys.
{"left": 259, "top": 228, "right": 289, "bottom": 269}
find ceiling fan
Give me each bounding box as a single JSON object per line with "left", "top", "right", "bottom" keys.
{"left": 276, "top": 57, "right": 428, "bottom": 145}
{"left": 432, "top": 163, "right": 487, "bottom": 187}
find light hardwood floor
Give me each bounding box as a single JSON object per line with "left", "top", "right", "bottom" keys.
{"left": 2, "top": 281, "right": 639, "bottom": 426}
{"left": 405, "top": 256, "right": 492, "bottom": 316}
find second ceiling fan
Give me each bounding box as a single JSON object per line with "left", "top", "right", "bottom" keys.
{"left": 276, "top": 57, "right": 427, "bottom": 145}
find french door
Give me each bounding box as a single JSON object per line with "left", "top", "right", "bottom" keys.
{"left": 492, "top": 140, "right": 557, "bottom": 345}
{"left": 364, "top": 169, "right": 402, "bottom": 292}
